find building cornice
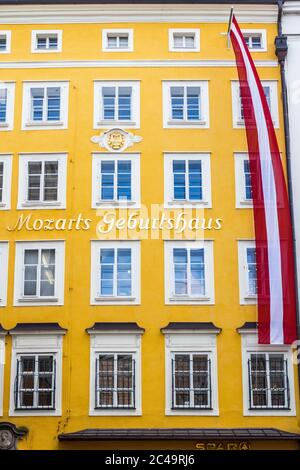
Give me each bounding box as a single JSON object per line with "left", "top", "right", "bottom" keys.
{"left": 283, "top": 1, "right": 300, "bottom": 15}
{"left": 0, "top": 59, "right": 279, "bottom": 69}
{"left": 0, "top": 4, "right": 278, "bottom": 24}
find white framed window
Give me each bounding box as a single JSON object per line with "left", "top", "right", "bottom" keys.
{"left": 17, "top": 153, "right": 67, "bottom": 210}
{"left": 162, "top": 327, "right": 219, "bottom": 416}
{"left": 88, "top": 329, "right": 143, "bottom": 416}
{"left": 22, "top": 81, "right": 69, "bottom": 130}
{"left": 14, "top": 241, "right": 65, "bottom": 306}
{"left": 231, "top": 80, "right": 279, "bottom": 128}
{"left": 0, "top": 31, "right": 11, "bottom": 53}
{"left": 169, "top": 29, "right": 200, "bottom": 52}
{"left": 239, "top": 331, "right": 296, "bottom": 416}
{"left": 0, "top": 154, "right": 12, "bottom": 210}
{"left": 0, "top": 242, "right": 9, "bottom": 307}
{"left": 164, "top": 241, "right": 214, "bottom": 305}
{"left": 31, "top": 30, "right": 62, "bottom": 53}
{"left": 94, "top": 80, "right": 140, "bottom": 129}
{"left": 92, "top": 153, "right": 140, "bottom": 209}
{"left": 163, "top": 81, "right": 209, "bottom": 128}
{"left": 9, "top": 330, "right": 64, "bottom": 416}
{"left": 91, "top": 241, "right": 140, "bottom": 305}
{"left": 242, "top": 29, "right": 267, "bottom": 52}
{"left": 234, "top": 153, "right": 253, "bottom": 208}
{"left": 164, "top": 153, "right": 211, "bottom": 208}
{"left": 102, "top": 29, "right": 133, "bottom": 52}
{"left": 0, "top": 82, "right": 15, "bottom": 131}
{"left": 238, "top": 240, "right": 257, "bottom": 304}
{"left": 0, "top": 331, "right": 5, "bottom": 416}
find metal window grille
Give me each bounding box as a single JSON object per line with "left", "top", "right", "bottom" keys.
{"left": 14, "top": 355, "right": 56, "bottom": 410}
{"left": 95, "top": 354, "right": 136, "bottom": 409}
{"left": 171, "top": 354, "right": 212, "bottom": 409}
{"left": 248, "top": 354, "right": 290, "bottom": 410}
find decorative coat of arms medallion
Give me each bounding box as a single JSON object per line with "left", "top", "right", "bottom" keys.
{"left": 91, "top": 128, "right": 142, "bottom": 153}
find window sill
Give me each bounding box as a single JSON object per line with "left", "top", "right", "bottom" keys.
{"left": 167, "top": 200, "right": 208, "bottom": 206}
{"left": 96, "top": 120, "right": 136, "bottom": 127}
{"left": 240, "top": 199, "right": 253, "bottom": 206}
{"left": 244, "top": 294, "right": 257, "bottom": 301}
{"left": 169, "top": 296, "right": 210, "bottom": 302}
{"left": 32, "top": 49, "right": 61, "bottom": 53}
{"left": 170, "top": 48, "right": 199, "bottom": 52}
{"left": 25, "top": 121, "right": 64, "bottom": 127}
{"left": 167, "top": 120, "right": 207, "bottom": 126}
{"left": 22, "top": 201, "right": 61, "bottom": 207}
{"left": 103, "top": 48, "right": 133, "bottom": 53}
{"left": 18, "top": 296, "right": 59, "bottom": 303}
{"left": 96, "top": 200, "right": 137, "bottom": 207}
{"left": 0, "top": 122, "right": 9, "bottom": 128}
{"left": 95, "top": 296, "right": 136, "bottom": 302}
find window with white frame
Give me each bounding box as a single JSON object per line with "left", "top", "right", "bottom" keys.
{"left": 164, "top": 241, "right": 214, "bottom": 304}
{"left": 92, "top": 153, "right": 140, "bottom": 208}
{"left": 14, "top": 241, "right": 65, "bottom": 306}
{"left": 231, "top": 80, "right": 279, "bottom": 128}
{"left": 162, "top": 328, "right": 219, "bottom": 415}
{"left": 0, "top": 31, "right": 11, "bottom": 53}
{"left": 238, "top": 240, "right": 257, "bottom": 304}
{"left": 94, "top": 81, "right": 140, "bottom": 128}
{"left": 9, "top": 330, "right": 64, "bottom": 416}
{"left": 0, "top": 242, "right": 9, "bottom": 307}
{"left": 0, "top": 83, "right": 15, "bottom": 131}
{"left": 88, "top": 330, "right": 142, "bottom": 416}
{"left": 240, "top": 331, "right": 296, "bottom": 416}
{"left": 91, "top": 241, "right": 140, "bottom": 305}
{"left": 31, "top": 30, "right": 62, "bottom": 53}
{"left": 169, "top": 29, "right": 200, "bottom": 52}
{"left": 234, "top": 153, "right": 253, "bottom": 208}
{"left": 242, "top": 30, "right": 267, "bottom": 51}
{"left": 164, "top": 153, "right": 211, "bottom": 208}
{"left": 102, "top": 29, "right": 133, "bottom": 52}
{"left": 0, "top": 154, "right": 12, "bottom": 210}
{"left": 163, "top": 81, "right": 209, "bottom": 128}
{"left": 22, "top": 81, "right": 69, "bottom": 130}
{"left": 18, "top": 153, "right": 67, "bottom": 209}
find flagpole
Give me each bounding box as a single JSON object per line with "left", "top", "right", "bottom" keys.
{"left": 226, "top": 7, "right": 234, "bottom": 49}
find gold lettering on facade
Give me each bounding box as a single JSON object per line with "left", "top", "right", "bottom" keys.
{"left": 196, "top": 441, "right": 251, "bottom": 451}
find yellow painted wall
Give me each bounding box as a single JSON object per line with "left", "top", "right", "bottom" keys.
{"left": 0, "top": 18, "right": 299, "bottom": 450}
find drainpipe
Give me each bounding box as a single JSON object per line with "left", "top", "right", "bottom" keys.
{"left": 275, "top": 0, "right": 300, "bottom": 394}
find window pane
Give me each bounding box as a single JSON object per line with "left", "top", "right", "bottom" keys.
{"left": 0, "top": 36, "right": 7, "bottom": 50}
{"left": 247, "top": 247, "right": 257, "bottom": 295}
{"left": 100, "top": 249, "right": 114, "bottom": 295}
{"left": 101, "top": 161, "right": 115, "bottom": 200}
{"left": 171, "top": 87, "right": 184, "bottom": 120}
{"left": 187, "top": 87, "right": 200, "bottom": 120}
{"left": 174, "top": 355, "right": 190, "bottom": 407}
{"left": 119, "top": 35, "right": 129, "bottom": 48}
{"left": 174, "top": 248, "right": 187, "bottom": 295}
{"left": 244, "top": 160, "right": 252, "bottom": 200}
{"left": 31, "top": 88, "right": 44, "bottom": 121}
{"left": 47, "top": 87, "right": 60, "bottom": 121}
{"left": 118, "top": 87, "right": 131, "bottom": 120}
{"left": 173, "top": 34, "right": 184, "bottom": 48}
{"left": 107, "top": 35, "right": 118, "bottom": 48}
{"left": 37, "top": 36, "right": 47, "bottom": 49}
{"left": 103, "top": 87, "right": 116, "bottom": 120}
{"left": 185, "top": 35, "right": 195, "bottom": 48}
{"left": 44, "top": 161, "right": 58, "bottom": 201}
{"left": 173, "top": 160, "right": 186, "bottom": 200}
{"left": 0, "top": 88, "right": 7, "bottom": 123}
{"left": 48, "top": 36, "right": 58, "bottom": 49}
{"left": 190, "top": 248, "right": 205, "bottom": 295}
{"left": 188, "top": 160, "right": 202, "bottom": 200}
{"left": 263, "top": 86, "right": 271, "bottom": 110}
{"left": 117, "top": 249, "right": 131, "bottom": 296}
{"left": 117, "top": 160, "right": 131, "bottom": 200}
{"left": 251, "top": 35, "right": 262, "bottom": 49}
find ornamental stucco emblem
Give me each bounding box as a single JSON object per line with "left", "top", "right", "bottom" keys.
{"left": 91, "top": 128, "right": 142, "bottom": 153}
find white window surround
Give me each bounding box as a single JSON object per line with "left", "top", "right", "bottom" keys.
{"left": 31, "top": 30, "right": 62, "bottom": 53}
{"left": 21, "top": 81, "right": 69, "bottom": 130}
{"left": 90, "top": 240, "right": 140, "bottom": 305}
{"left": 164, "top": 240, "right": 214, "bottom": 305}
{"left": 162, "top": 80, "right": 209, "bottom": 129}
{"left": 0, "top": 31, "right": 11, "bottom": 54}
{"left": 14, "top": 240, "right": 65, "bottom": 307}
{"left": 164, "top": 152, "right": 211, "bottom": 208}
{"left": 168, "top": 29, "right": 200, "bottom": 52}
{"left": 231, "top": 80, "right": 279, "bottom": 129}
{"left": 238, "top": 240, "right": 257, "bottom": 305}
{"left": 239, "top": 330, "right": 296, "bottom": 416}
{"left": 234, "top": 152, "right": 253, "bottom": 209}
{"left": 102, "top": 29, "right": 134, "bottom": 52}
{"left": 93, "top": 80, "right": 140, "bottom": 129}
{"left": 242, "top": 29, "right": 267, "bottom": 52}
{"left": 0, "top": 154, "right": 12, "bottom": 210}
{"left": 163, "top": 329, "right": 219, "bottom": 416}
{"left": 17, "top": 153, "right": 67, "bottom": 210}
{"left": 9, "top": 331, "right": 64, "bottom": 417}
{"left": 89, "top": 331, "right": 142, "bottom": 416}
{"left": 0, "top": 82, "right": 15, "bottom": 131}
{"left": 0, "top": 332, "right": 5, "bottom": 416}
{"left": 92, "top": 153, "right": 140, "bottom": 209}
{"left": 0, "top": 242, "right": 9, "bottom": 307}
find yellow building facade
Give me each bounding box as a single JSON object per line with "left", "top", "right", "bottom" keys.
{"left": 0, "top": 0, "right": 299, "bottom": 451}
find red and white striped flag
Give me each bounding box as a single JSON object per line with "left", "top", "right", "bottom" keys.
{"left": 230, "top": 15, "right": 297, "bottom": 344}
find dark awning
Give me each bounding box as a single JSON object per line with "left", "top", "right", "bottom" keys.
{"left": 58, "top": 428, "right": 300, "bottom": 441}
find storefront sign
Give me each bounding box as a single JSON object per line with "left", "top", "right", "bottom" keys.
{"left": 196, "top": 442, "right": 251, "bottom": 451}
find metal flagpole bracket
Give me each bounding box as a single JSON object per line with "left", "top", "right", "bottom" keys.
{"left": 227, "top": 7, "right": 234, "bottom": 49}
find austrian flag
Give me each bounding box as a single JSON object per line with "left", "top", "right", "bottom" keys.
{"left": 230, "top": 15, "right": 297, "bottom": 344}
